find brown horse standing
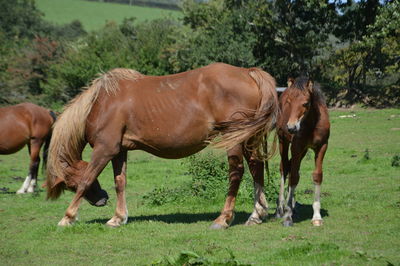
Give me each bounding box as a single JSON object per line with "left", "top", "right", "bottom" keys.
{"left": 0, "top": 103, "right": 55, "bottom": 193}
{"left": 276, "top": 77, "right": 330, "bottom": 227}
{"left": 46, "top": 63, "right": 279, "bottom": 228}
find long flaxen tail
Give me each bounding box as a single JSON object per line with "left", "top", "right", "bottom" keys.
{"left": 46, "top": 68, "right": 142, "bottom": 200}
{"left": 212, "top": 68, "right": 279, "bottom": 159}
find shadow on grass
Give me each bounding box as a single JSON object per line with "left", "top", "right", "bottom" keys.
{"left": 87, "top": 211, "right": 253, "bottom": 226}
{"left": 292, "top": 203, "right": 329, "bottom": 223}
{"left": 0, "top": 187, "right": 45, "bottom": 195}
{"left": 86, "top": 205, "right": 328, "bottom": 226}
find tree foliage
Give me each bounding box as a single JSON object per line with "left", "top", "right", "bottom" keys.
{"left": 170, "top": 0, "right": 337, "bottom": 84}
{"left": 326, "top": 1, "right": 399, "bottom": 106}
{"left": 0, "top": 0, "right": 398, "bottom": 108}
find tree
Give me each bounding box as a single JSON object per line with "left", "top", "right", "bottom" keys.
{"left": 326, "top": 1, "right": 399, "bottom": 106}
{"left": 171, "top": 0, "right": 337, "bottom": 84}
{"left": 0, "top": 0, "right": 43, "bottom": 40}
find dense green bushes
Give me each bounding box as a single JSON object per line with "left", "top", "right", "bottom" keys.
{"left": 0, "top": 0, "right": 398, "bottom": 108}
{"left": 0, "top": 0, "right": 86, "bottom": 105}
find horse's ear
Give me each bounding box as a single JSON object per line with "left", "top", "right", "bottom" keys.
{"left": 307, "top": 79, "right": 314, "bottom": 93}
{"left": 287, "top": 78, "right": 294, "bottom": 88}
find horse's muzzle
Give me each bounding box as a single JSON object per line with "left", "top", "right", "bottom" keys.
{"left": 287, "top": 123, "right": 300, "bottom": 134}
{"left": 84, "top": 189, "right": 109, "bottom": 207}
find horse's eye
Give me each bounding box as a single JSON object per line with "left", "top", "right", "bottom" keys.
{"left": 303, "top": 102, "right": 309, "bottom": 107}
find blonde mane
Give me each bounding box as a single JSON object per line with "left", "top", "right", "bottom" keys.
{"left": 46, "top": 68, "right": 142, "bottom": 199}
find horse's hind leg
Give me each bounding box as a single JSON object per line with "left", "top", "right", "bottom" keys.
{"left": 244, "top": 150, "right": 268, "bottom": 226}
{"left": 311, "top": 143, "right": 328, "bottom": 226}
{"left": 210, "top": 144, "right": 244, "bottom": 229}
{"left": 58, "top": 143, "right": 118, "bottom": 226}
{"left": 106, "top": 150, "right": 128, "bottom": 227}
{"left": 16, "top": 140, "right": 41, "bottom": 194}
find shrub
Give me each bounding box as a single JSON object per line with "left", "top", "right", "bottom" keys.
{"left": 152, "top": 250, "right": 250, "bottom": 265}
{"left": 392, "top": 154, "right": 400, "bottom": 167}
{"left": 143, "top": 151, "right": 279, "bottom": 206}
{"left": 142, "top": 186, "right": 185, "bottom": 206}
{"left": 185, "top": 152, "right": 229, "bottom": 199}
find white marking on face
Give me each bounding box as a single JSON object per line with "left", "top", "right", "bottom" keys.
{"left": 294, "top": 121, "right": 301, "bottom": 131}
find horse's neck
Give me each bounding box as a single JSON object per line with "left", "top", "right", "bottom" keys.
{"left": 309, "top": 94, "right": 329, "bottom": 124}
{"left": 306, "top": 96, "right": 322, "bottom": 124}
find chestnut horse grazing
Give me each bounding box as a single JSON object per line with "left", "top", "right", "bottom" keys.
{"left": 0, "top": 103, "right": 56, "bottom": 193}
{"left": 276, "top": 77, "right": 330, "bottom": 227}
{"left": 46, "top": 63, "right": 279, "bottom": 228}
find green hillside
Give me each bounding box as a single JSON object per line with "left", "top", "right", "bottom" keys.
{"left": 35, "top": 0, "right": 182, "bottom": 31}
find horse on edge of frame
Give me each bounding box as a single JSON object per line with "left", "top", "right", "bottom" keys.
{"left": 46, "top": 63, "right": 279, "bottom": 228}
{"left": 275, "top": 77, "right": 330, "bottom": 227}
{"left": 0, "top": 102, "right": 56, "bottom": 193}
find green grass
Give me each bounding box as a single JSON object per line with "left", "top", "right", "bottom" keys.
{"left": 1, "top": 108, "right": 399, "bottom": 265}
{"left": 35, "top": 0, "right": 182, "bottom": 31}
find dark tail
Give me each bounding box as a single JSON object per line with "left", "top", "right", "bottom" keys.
{"left": 42, "top": 110, "right": 57, "bottom": 173}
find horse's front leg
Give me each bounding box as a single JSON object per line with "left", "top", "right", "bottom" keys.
{"left": 275, "top": 138, "right": 290, "bottom": 218}
{"left": 282, "top": 144, "right": 306, "bottom": 227}
{"left": 311, "top": 143, "right": 328, "bottom": 226}
{"left": 210, "top": 144, "right": 244, "bottom": 229}
{"left": 243, "top": 150, "right": 268, "bottom": 225}
{"left": 58, "top": 144, "right": 114, "bottom": 226}
{"left": 106, "top": 150, "right": 128, "bottom": 227}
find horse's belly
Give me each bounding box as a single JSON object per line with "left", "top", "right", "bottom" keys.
{"left": 0, "top": 138, "right": 27, "bottom": 154}
{"left": 122, "top": 127, "right": 210, "bottom": 159}
{"left": 140, "top": 144, "right": 207, "bottom": 159}
{"left": 0, "top": 126, "right": 29, "bottom": 154}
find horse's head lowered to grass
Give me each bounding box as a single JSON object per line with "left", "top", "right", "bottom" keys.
{"left": 47, "top": 160, "right": 108, "bottom": 207}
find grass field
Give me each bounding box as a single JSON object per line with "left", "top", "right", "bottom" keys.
{"left": 0, "top": 108, "right": 399, "bottom": 265}
{"left": 35, "top": 0, "right": 182, "bottom": 31}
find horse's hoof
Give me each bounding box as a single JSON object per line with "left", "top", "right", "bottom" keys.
{"left": 16, "top": 189, "right": 26, "bottom": 194}
{"left": 58, "top": 216, "right": 75, "bottom": 226}
{"left": 282, "top": 220, "right": 293, "bottom": 227}
{"left": 210, "top": 223, "right": 228, "bottom": 230}
{"left": 106, "top": 216, "right": 127, "bottom": 228}
{"left": 245, "top": 217, "right": 262, "bottom": 226}
{"left": 312, "top": 219, "right": 323, "bottom": 226}
{"left": 106, "top": 220, "right": 120, "bottom": 228}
